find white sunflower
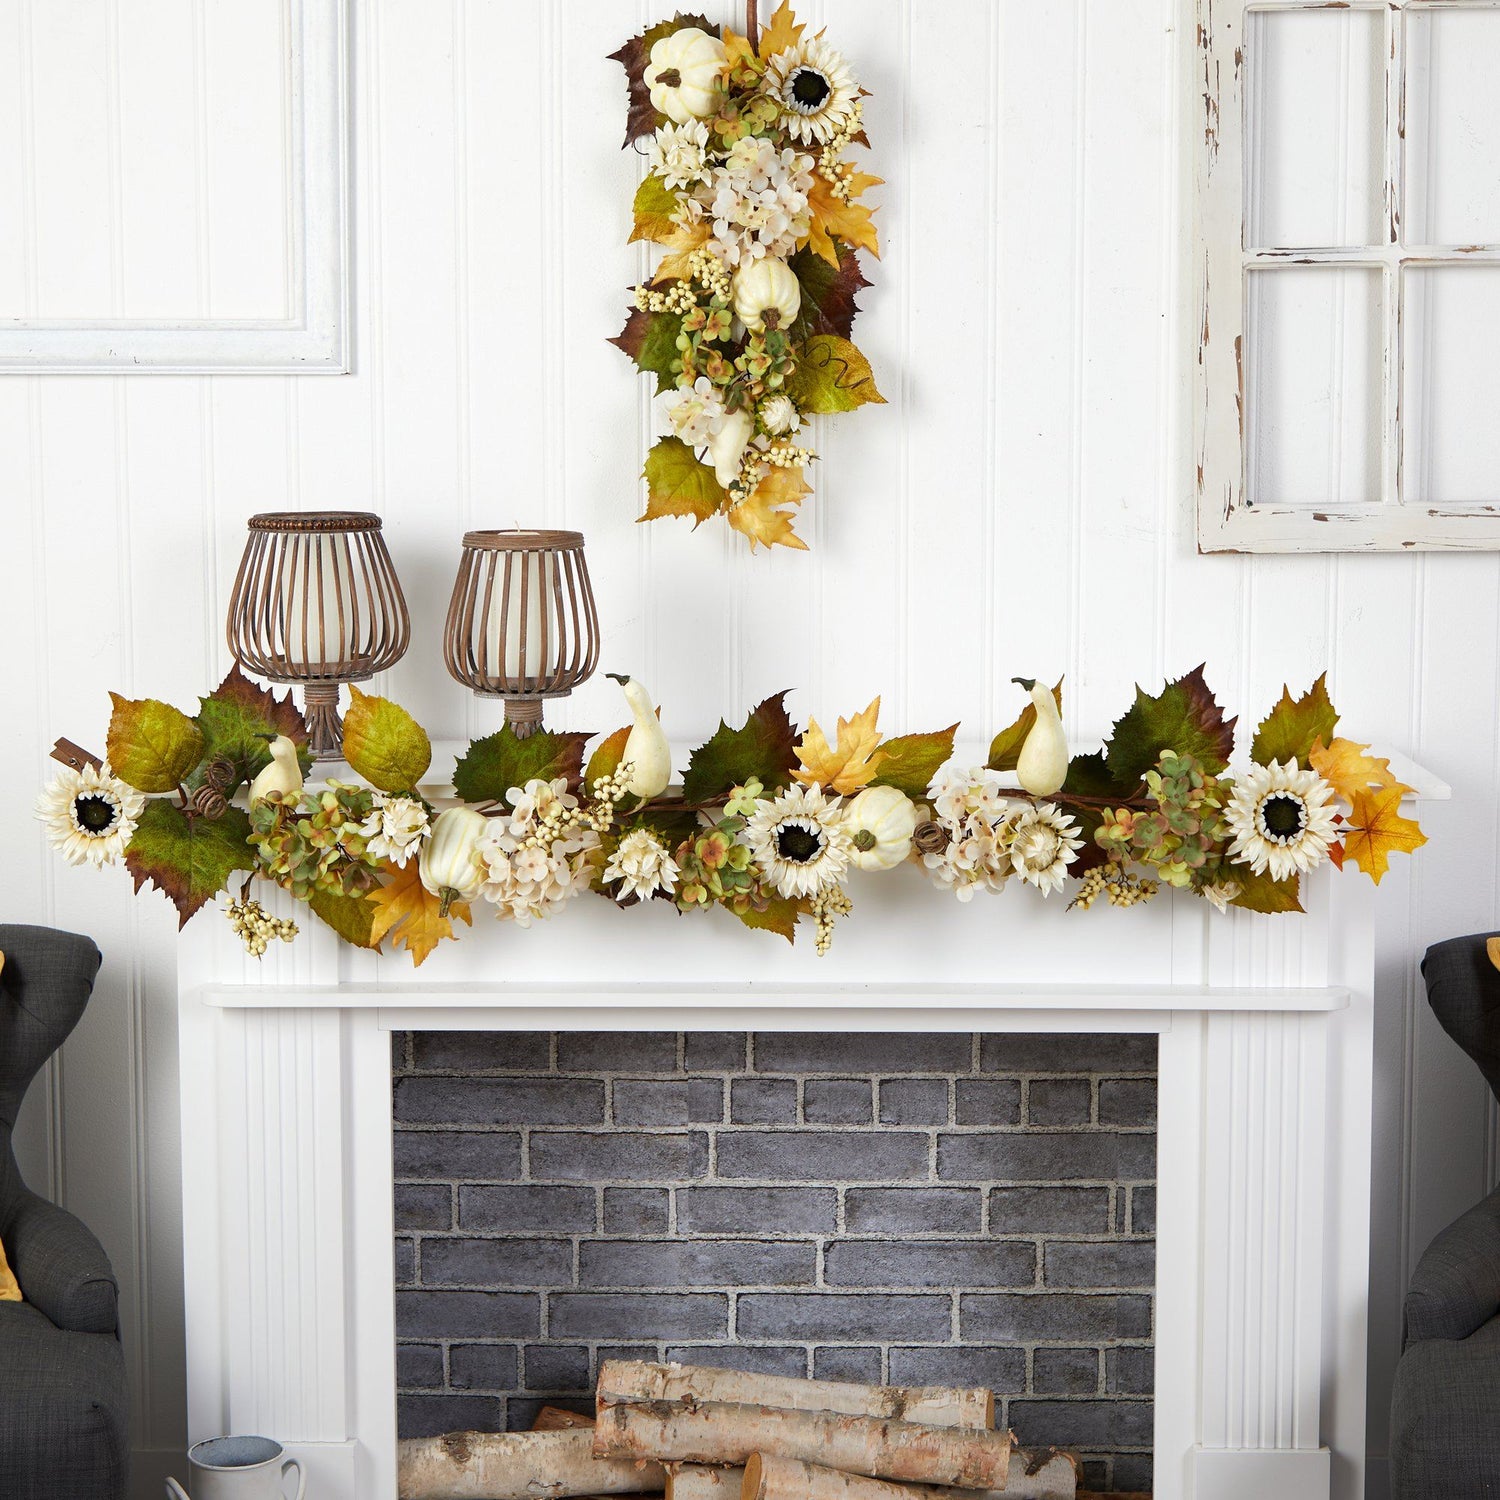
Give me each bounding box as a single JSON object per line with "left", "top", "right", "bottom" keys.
{"left": 1224, "top": 759, "right": 1341, "bottom": 881}
{"left": 744, "top": 782, "right": 853, "bottom": 900}
{"left": 36, "top": 762, "right": 145, "bottom": 868}
{"left": 1008, "top": 802, "right": 1083, "bottom": 896}
{"left": 603, "top": 828, "right": 680, "bottom": 903}
{"left": 764, "top": 35, "right": 859, "bottom": 146}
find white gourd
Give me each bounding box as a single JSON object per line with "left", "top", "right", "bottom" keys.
{"left": 419, "top": 806, "right": 488, "bottom": 915}
{"left": 608, "top": 675, "right": 673, "bottom": 801}
{"left": 247, "top": 735, "right": 304, "bottom": 805}
{"left": 708, "top": 409, "right": 754, "bottom": 488}
{"left": 842, "top": 785, "right": 919, "bottom": 872}
{"left": 732, "top": 259, "right": 802, "bottom": 333}
{"left": 1015, "top": 679, "right": 1068, "bottom": 797}
{"left": 645, "top": 27, "right": 727, "bottom": 124}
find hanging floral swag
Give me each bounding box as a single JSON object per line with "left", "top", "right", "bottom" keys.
{"left": 38, "top": 666, "right": 1426, "bottom": 967}
{"left": 611, "top": 5, "right": 883, "bottom": 552}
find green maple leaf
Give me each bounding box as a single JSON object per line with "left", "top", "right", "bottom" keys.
{"left": 629, "top": 174, "right": 682, "bottom": 246}
{"left": 786, "top": 334, "right": 885, "bottom": 414}
{"left": 586, "top": 726, "right": 633, "bottom": 789}
{"left": 640, "top": 436, "right": 727, "bottom": 526}
{"left": 1250, "top": 673, "right": 1339, "bottom": 766}
{"left": 106, "top": 694, "right": 205, "bottom": 793}
{"left": 1104, "top": 665, "right": 1237, "bottom": 784}
{"left": 871, "top": 727, "right": 958, "bottom": 799}
{"left": 192, "top": 666, "right": 310, "bottom": 795}
{"left": 682, "top": 692, "right": 799, "bottom": 802}
{"left": 342, "top": 687, "right": 431, "bottom": 793}
{"left": 308, "top": 885, "right": 380, "bottom": 948}
{"left": 611, "top": 309, "right": 685, "bottom": 396}
{"left": 124, "top": 801, "right": 255, "bottom": 927}
{"left": 1229, "top": 867, "right": 1305, "bottom": 914}
{"left": 452, "top": 726, "right": 590, "bottom": 805}
{"left": 732, "top": 895, "right": 803, "bottom": 943}
{"left": 790, "top": 243, "right": 871, "bottom": 342}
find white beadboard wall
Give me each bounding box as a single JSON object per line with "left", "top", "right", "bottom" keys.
{"left": 0, "top": 2, "right": 1494, "bottom": 1494}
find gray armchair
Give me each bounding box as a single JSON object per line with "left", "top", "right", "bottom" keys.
{"left": 1390, "top": 933, "right": 1500, "bottom": 1498}
{"left": 0, "top": 924, "right": 129, "bottom": 1500}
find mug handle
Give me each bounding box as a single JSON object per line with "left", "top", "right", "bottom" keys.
{"left": 164, "top": 1482, "right": 191, "bottom": 1500}
{"left": 281, "top": 1457, "right": 306, "bottom": 1500}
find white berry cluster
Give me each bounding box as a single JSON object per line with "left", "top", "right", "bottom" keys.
{"left": 818, "top": 98, "right": 865, "bottom": 203}
{"left": 811, "top": 885, "right": 853, "bottom": 956}
{"left": 1069, "top": 861, "right": 1159, "bottom": 912}
{"left": 226, "top": 895, "right": 298, "bottom": 956}
{"left": 633, "top": 247, "right": 731, "bottom": 317}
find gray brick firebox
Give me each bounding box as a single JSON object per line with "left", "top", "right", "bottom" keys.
{"left": 392, "top": 1031, "right": 1157, "bottom": 1494}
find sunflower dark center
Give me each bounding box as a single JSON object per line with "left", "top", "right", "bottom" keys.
{"left": 776, "top": 824, "right": 824, "bottom": 863}
{"left": 73, "top": 794, "right": 118, "bottom": 834}
{"left": 790, "top": 67, "right": 831, "bottom": 108}
{"left": 1260, "top": 793, "right": 1306, "bottom": 841}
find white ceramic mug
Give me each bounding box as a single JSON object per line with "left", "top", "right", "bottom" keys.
{"left": 165, "top": 1436, "right": 305, "bottom": 1500}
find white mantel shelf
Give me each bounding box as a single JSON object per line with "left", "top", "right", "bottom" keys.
{"left": 178, "top": 854, "right": 1396, "bottom": 1500}
{"left": 197, "top": 979, "right": 1352, "bottom": 1013}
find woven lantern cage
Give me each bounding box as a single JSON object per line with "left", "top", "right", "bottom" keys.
{"left": 442, "top": 529, "right": 600, "bottom": 737}
{"left": 227, "top": 511, "right": 410, "bottom": 760}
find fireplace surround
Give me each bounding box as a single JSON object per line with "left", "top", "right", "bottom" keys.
{"left": 176, "top": 852, "right": 1384, "bottom": 1500}
{"left": 391, "top": 1029, "right": 1158, "bottom": 1492}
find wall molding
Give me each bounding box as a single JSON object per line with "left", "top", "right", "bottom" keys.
{"left": 0, "top": 0, "right": 349, "bottom": 375}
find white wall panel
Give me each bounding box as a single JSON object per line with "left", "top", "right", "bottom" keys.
{"left": 1, "top": 2, "right": 1493, "bottom": 1492}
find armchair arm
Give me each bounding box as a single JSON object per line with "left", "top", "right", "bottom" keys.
{"left": 1404, "top": 1187, "right": 1500, "bottom": 1346}
{"left": 3, "top": 1189, "right": 118, "bottom": 1335}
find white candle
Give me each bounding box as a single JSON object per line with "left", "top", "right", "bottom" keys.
{"left": 481, "top": 544, "right": 554, "bottom": 684}
{"left": 280, "top": 531, "right": 356, "bottom": 674}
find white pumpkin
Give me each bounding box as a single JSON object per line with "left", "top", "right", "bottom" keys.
{"left": 419, "top": 806, "right": 488, "bottom": 915}
{"left": 732, "top": 258, "right": 802, "bottom": 333}
{"left": 842, "top": 785, "right": 919, "bottom": 872}
{"left": 708, "top": 409, "right": 754, "bottom": 488}
{"left": 645, "top": 27, "right": 726, "bottom": 124}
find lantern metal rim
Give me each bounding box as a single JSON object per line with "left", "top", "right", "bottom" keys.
{"left": 460, "top": 528, "right": 586, "bottom": 552}
{"left": 247, "top": 511, "right": 384, "bottom": 534}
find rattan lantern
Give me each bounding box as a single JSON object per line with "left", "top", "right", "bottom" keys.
{"left": 442, "top": 529, "right": 600, "bottom": 738}
{"left": 227, "top": 512, "right": 410, "bottom": 761}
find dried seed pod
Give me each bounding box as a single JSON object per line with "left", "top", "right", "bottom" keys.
{"left": 190, "top": 784, "right": 228, "bottom": 821}
{"left": 911, "top": 820, "right": 951, "bottom": 856}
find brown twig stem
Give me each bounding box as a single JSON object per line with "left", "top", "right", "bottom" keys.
{"left": 745, "top": 0, "right": 759, "bottom": 49}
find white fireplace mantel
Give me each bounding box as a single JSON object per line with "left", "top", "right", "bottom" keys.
{"left": 176, "top": 788, "right": 1434, "bottom": 1500}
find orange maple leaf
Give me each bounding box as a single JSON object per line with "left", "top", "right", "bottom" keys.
{"left": 757, "top": 3, "right": 806, "bottom": 61}
{"left": 794, "top": 697, "right": 886, "bottom": 795}
{"left": 805, "top": 172, "right": 882, "bottom": 266}
{"left": 1341, "top": 786, "right": 1427, "bottom": 884}
{"left": 368, "top": 859, "right": 472, "bottom": 967}
{"left": 1309, "top": 736, "right": 1407, "bottom": 805}
{"left": 727, "top": 465, "right": 810, "bottom": 551}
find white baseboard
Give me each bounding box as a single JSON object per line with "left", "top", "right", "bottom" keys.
{"left": 1193, "top": 1447, "right": 1332, "bottom": 1499}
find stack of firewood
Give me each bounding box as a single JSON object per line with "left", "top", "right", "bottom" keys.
{"left": 398, "top": 1360, "right": 1079, "bottom": 1500}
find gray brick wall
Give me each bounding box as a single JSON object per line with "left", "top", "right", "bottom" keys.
{"left": 393, "top": 1032, "right": 1156, "bottom": 1494}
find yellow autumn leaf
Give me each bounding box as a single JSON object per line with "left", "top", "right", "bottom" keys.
{"left": 722, "top": 27, "right": 758, "bottom": 75}
{"left": 1341, "top": 786, "right": 1427, "bottom": 884}
{"left": 727, "top": 465, "right": 811, "bottom": 551}
{"left": 367, "top": 859, "right": 472, "bottom": 968}
{"left": 1309, "top": 736, "right": 1408, "bottom": 805}
{"left": 757, "top": 2, "right": 806, "bottom": 61}
{"left": 655, "top": 223, "right": 712, "bottom": 282}
{"left": 805, "top": 172, "right": 882, "bottom": 266}
{"left": 794, "top": 696, "right": 887, "bottom": 795}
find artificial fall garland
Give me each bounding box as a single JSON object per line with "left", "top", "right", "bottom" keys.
{"left": 610, "top": 5, "right": 883, "bottom": 553}
{"left": 38, "top": 667, "right": 1426, "bottom": 967}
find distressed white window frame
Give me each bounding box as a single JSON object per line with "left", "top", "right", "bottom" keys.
{"left": 0, "top": 0, "right": 349, "bottom": 375}
{"left": 1195, "top": 0, "right": 1500, "bottom": 551}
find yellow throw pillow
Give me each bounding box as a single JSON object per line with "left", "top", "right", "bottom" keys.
{"left": 0, "top": 1237, "right": 19, "bottom": 1302}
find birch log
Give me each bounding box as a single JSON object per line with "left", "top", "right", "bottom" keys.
{"left": 593, "top": 1400, "right": 1012, "bottom": 1491}
{"left": 398, "top": 1427, "right": 667, "bottom": 1500}
{"left": 665, "top": 1465, "right": 746, "bottom": 1500}
{"left": 597, "top": 1361, "right": 993, "bottom": 1431}
{"left": 743, "top": 1451, "right": 1079, "bottom": 1500}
